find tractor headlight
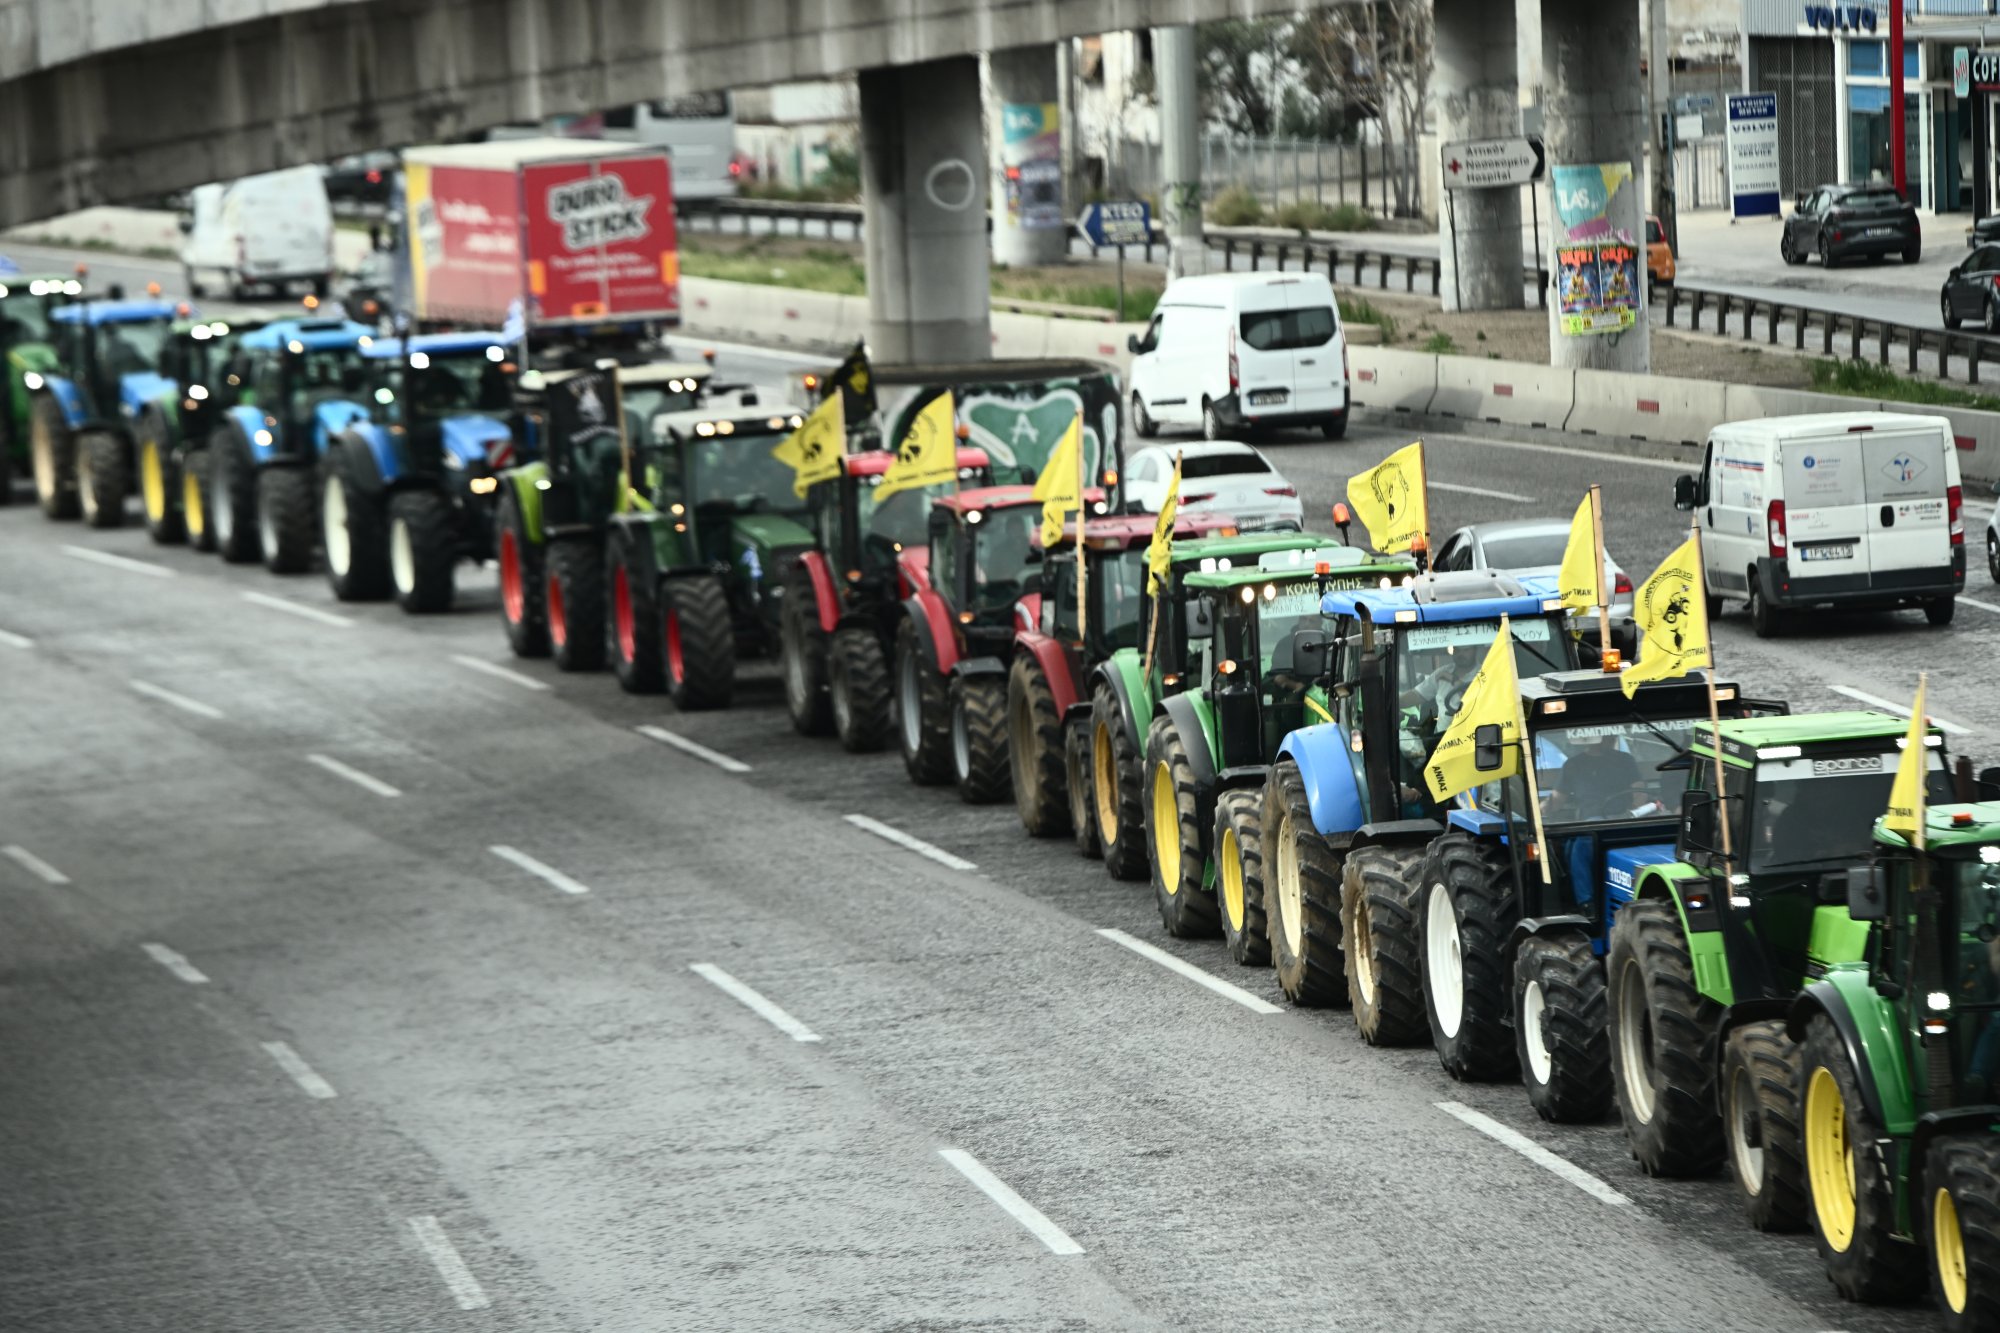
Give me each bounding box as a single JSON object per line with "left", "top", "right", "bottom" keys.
{"left": 22, "top": 372, "right": 42, "bottom": 390}
{"left": 443, "top": 452, "right": 465, "bottom": 471}
{"left": 254, "top": 429, "right": 273, "bottom": 446}
{"left": 1929, "top": 991, "right": 1953, "bottom": 1012}
{"left": 469, "top": 476, "right": 498, "bottom": 495}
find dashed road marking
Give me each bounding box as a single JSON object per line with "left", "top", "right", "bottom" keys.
{"left": 689, "top": 963, "right": 822, "bottom": 1042}
{"left": 489, "top": 845, "right": 589, "bottom": 897}
{"left": 129, "top": 678, "right": 225, "bottom": 720}
{"left": 1959, "top": 595, "right": 2000, "bottom": 616}
{"left": 2, "top": 844, "right": 70, "bottom": 885}
{"left": 406, "top": 1215, "right": 490, "bottom": 1311}
{"left": 1435, "top": 1101, "right": 1635, "bottom": 1209}
{"left": 636, "top": 724, "right": 751, "bottom": 773}
{"left": 1095, "top": 928, "right": 1283, "bottom": 1014}
{"left": 1431, "top": 480, "right": 1536, "bottom": 504}
{"left": 261, "top": 1041, "right": 337, "bottom": 1099}
{"left": 306, "top": 753, "right": 403, "bottom": 797}
{"left": 141, "top": 942, "right": 209, "bottom": 984}
{"left": 242, "top": 590, "right": 354, "bottom": 628}
{"left": 1827, "top": 684, "right": 1971, "bottom": 735}
{"left": 62, "top": 544, "right": 173, "bottom": 577}
{"left": 844, "top": 814, "right": 976, "bottom": 871}
{"left": 0, "top": 627, "right": 32, "bottom": 648}
{"left": 937, "top": 1149, "right": 1084, "bottom": 1255}
{"left": 452, "top": 655, "right": 551, "bottom": 692}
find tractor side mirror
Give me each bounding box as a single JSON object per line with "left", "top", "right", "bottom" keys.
{"left": 176, "top": 215, "right": 193, "bottom": 234}
{"left": 1672, "top": 475, "right": 1699, "bottom": 512}
{"left": 1289, "top": 630, "right": 1329, "bottom": 679}
{"left": 1680, "top": 788, "right": 1722, "bottom": 854}
{"left": 1843, "top": 864, "right": 1888, "bottom": 921}
{"left": 1980, "top": 766, "right": 2000, "bottom": 800}
{"left": 1473, "top": 723, "right": 1505, "bottom": 772}
{"left": 1186, "top": 598, "right": 1214, "bottom": 640}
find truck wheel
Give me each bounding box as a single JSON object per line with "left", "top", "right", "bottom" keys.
{"left": 1092, "top": 681, "right": 1149, "bottom": 881}
{"left": 390, "top": 489, "right": 457, "bottom": 614}
{"left": 1342, "top": 844, "right": 1428, "bottom": 1045}
{"left": 76, "top": 430, "right": 129, "bottom": 529}
{"left": 137, "top": 411, "right": 183, "bottom": 543}
{"left": 1607, "top": 899, "right": 1725, "bottom": 1177}
{"left": 256, "top": 465, "right": 316, "bottom": 573}
{"left": 1801, "top": 1013, "right": 1919, "bottom": 1301}
{"left": 1724, "top": 1020, "right": 1808, "bottom": 1233}
{"left": 950, "top": 674, "right": 1010, "bottom": 803}
{"left": 1748, "top": 577, "right": 1784, "bottom": 639}
{"left": 661, "top": 574, "right": 735, "bottom": 711}
{"left": 1420, "top": 832, "right": 1520, "bottom": 1081}
{"left": 1214, "top": 790, "right": 1269, "bottom": 966}
{"left": 1008, "top": 654, "right": 1070, "bottom": 836}
{"left": 29, "top": 394, "right": 78, "bottom": 520}
{"left": 1145, "top": 715, "right": 1218, "bottom": 938}
{"left": 1065, "top": 722, "right": 1100, "bottom": 858}
{"left": 829, "top": 626, "right": 892, "bottom": 752}
{"left": 1927, "top": 597, "right": 1957, "bottom": 627}
{"left": 321, "top": 453, "right": 390, "bottom": 600}
{"left": 1925, "top": 1136, "right": 2000, "bottom": 1328}
{"left": 1514, "top": 929, "right": 1612, "bottom": 1123}
{"left": 897, "top": 617, "right": 951, "bottom": 784}
{"left": 210, "top": 426, "right": 261, "bottom": 563}
{"left": 1322, "top": 410, "right": 1349, "bottom": 441}
{"left": 495, "top": 486, "right": 548, "bottom": 657}
{"left": 181, "top": 449, "right": 215, "bottom": 552}
{"left": 1264, "top": 759, "right": 1349, "bottom": 1007}
{"left": 545, "top": 536, "right": 607, "bottom": 672}
{"left": 780, "top": 572, "right": 831, "bottom": 735}
{"left": 606, "top": 529, "right": 663, "bottom": 692}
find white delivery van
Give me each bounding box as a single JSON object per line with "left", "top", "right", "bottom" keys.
{"left": 1674, "top": 411, "right": 1965, "bottom": 636}
{"left": 180, "top": 166, "right": 335, "bottom": 300}
{"left": 1126, "top": 271, "right": 1349, "bottom": 442}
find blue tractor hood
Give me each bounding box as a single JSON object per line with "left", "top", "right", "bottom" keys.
{"left": 1603, "top": 843, "right": 1677, "bottom": 911}
{"left": 120, "top": 370, "right": 175, "bottom": 416}
{"left": 440, "top": 414, "right": 511, "bottom": 468}
{"left": 314, "top": 397, "right": 373, "bottom": 451}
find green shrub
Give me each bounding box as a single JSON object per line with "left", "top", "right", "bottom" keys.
{"left": 1273, "top": 200, "right": 1377, "bottom": 233}
{"left": 1207, "top": 186, "right": 1265, "bottom": 227}
{"left": 1421, "top": 332, "right": 1458, "bottom": 355}
{"left": 1808, "top": 358, "right": 2000, "bottom": 413}
{"left": 1337, "top": 295, "right": 1395, "bottom": 343}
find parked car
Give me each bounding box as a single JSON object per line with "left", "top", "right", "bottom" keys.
{"left": 1965, "top": 213, "right": 2000, "bottom": 249}
{"left": 1431, "top": 518, "right": 1634, "bottom": 621}
{"left": 1941, "top": 244, "right": 2000, "bottom": 331}
{"left": 1123, "top": 440, "right": 1303, "bottom": 532}
{"left": 1645, "top": 214, "right": 1676, "bottom": 287}
{"left": 1780, "top": 183, "right": 1920, "bottom": 268}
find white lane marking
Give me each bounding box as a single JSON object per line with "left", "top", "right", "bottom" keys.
{"left": 488, "top": 845, "right": 589, "bottom": 897}
{"left": 129, "top": 678, "right": 225, "bottom": 721}
{"left": 844, "top": 813, "right": 977, "bottom": 871}
{"left": 261, "top": 1041, "right": 337, "bottom": 1099}
{"left": 636, "top": 724, "right": 751, "bottom": 773}
{"left": 242, "top": 590, "right": 354, "bottom": 628}
{"left": 689, "top": 963, "right": 822, "bottom": 1043}
{"left": 1959, "top": 595, "right": 2000, "bottom": 615}
{"left": 1445, "top": 431, "right": 1692, "bottom": 473}
{"left": 0, "top": 628, "right": 32, "bottom": 649}
{"left": 306, "top": 753, "right": 403, "bottom": 797}
{"left": 452, "top": 654, "right": 551, "bottom": 692}
{"left": 1435, "top": 1101, "right": 1636, "bottom": 1209}
{"left": 1094, "top": 928, "right": 1284, "bottom": 1014}
{"left": 937, "top": 1148, "right": 1085, "bottom": 1255}
{"left": 3, "top": 844, "right": 70, "bottom": 885}
{"left": 406, "top": 1215, "right": 490, "bottom": 1311}
{"left": 1826, "top": 685, "right": 1971, "bottom": 736}
{"left": 61, "top": 544, "right": 173, "bottom": 577}
{"left": 141, "top": 942, "right": 210, "bottom": 984}
{"left": 1431, "top": 480, "right": 1536, "bottom": 504}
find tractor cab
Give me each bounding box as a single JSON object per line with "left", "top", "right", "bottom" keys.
{"left": 1038, "top": 511, "right": 1237, "bottom": 684}
{"left": 645, "top": 401, "right": 814, "bottom": 608}
{"left": 43, "top": 298, "right": 181, "bottom": 423}
{"left": 920, "top": 485, "right": 1046, "bottom": 655}
{"left": 360, "top": 331, "right": 517, "bottom": 487}
{"left": 230, "top": 317, "right": 378, "bottom": 461}
{"left": 806, "top": 446, "right": 996, "bottom": 615}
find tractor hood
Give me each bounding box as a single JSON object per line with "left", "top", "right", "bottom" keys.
{"left": 5, "top": 341, "right": 58, "bottom": 375}
{"left": 314, "top": 398, "right": 373, "bottom": 444}
{"left": 120, "top": 370, "right": 175, "bottom": 415}
{"left": 1603, "top": 843, "right": 1677, "bottom": 910}
{"left": 730, "top": 510, "right": 815, "bottom": 556}
{"left": 440, "top": 414, "right": 511, "bottom": 469}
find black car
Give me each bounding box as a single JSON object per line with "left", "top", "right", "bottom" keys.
{"left": 1969, "top": 214, "right": 2000, "bottom": 249}
{"left": 1780, "top": 183, "right": 1920, "bottom": 267}
{"left": 322, "top": 151, "right": 399, "bottom": 210}
{"left": 1941, "top": 244, "right": 2000, "bottom": 330}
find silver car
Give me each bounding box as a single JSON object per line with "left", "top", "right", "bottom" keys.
{"left": 1433, "top": 518, "right": 1635, "bottom": 622}
{"left": 1124, "top": 440, "right": 1304, "bottom": 532}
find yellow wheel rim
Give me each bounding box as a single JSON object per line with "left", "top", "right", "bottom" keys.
{"left": 1219, "top": 827, "right": 1245, "bottom": 931}
{"left": 140, "top": 440, "right": 166, "bottom": 522}
{"left": 1093, "top": 722, "right": 1119, "bottom": 840}
{"left": 182, "top": 466, "right": 204, "bottom": 538}
{"left": 1937, "top": 1184, "right": 1970, "bottom": 1313}
{"left": 1152, "top": 762, "right": 1180, "bottom": 893}
{"left": 1805, "top": 1066, "right": 1857, "bottom": 1252}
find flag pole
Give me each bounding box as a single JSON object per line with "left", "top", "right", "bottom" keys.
{"left": 1691, "top": 519, "right": 1734, "bottom": 866}
{"left": 1590, "top": 484, "right": 1612, "bottom": 654}
{"left": 1502, "top": 613, "right": 1556, "bottom": 886}
{"left": 1141, "top": 449, "right": 1182, "bottom": 681}
{"left": 1075, "top": 409, "right": 1088, "bottom": 648}
{"left": 1417, "top": 438, "right": 1432, "bottom": 572}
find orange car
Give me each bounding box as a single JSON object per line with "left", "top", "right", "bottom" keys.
{"left": 1646, "top": 214, "right": 1677, "bottom": 286}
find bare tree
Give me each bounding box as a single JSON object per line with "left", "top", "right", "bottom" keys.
{"left": 1294, "top": 1, "right": 1433, "bottom": 217}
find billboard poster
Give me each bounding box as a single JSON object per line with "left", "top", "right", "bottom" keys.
{"left": 521, "top": 155, "right": 680, "bottom": 326}
{"left": 403, "top": 161, "right": 524, "bottom": 327}
{"left": 1551, "top": 162, "right": 1640, "bottom": 338}
{"left": 1000, "top": 102, "right": 1063, "bottom": 231}
{"left": 1725, "top": 92, "right": 1781, "bottom": 220}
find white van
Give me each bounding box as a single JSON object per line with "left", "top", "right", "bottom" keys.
{"left": 1674, "top": 411, "right": 1965, "bottom": 636}
{"left": 180, "top": 166, "right": 335, "bottom": 300}
{"left": 1126, "top": 271, "right": 1350, "bottom": 441}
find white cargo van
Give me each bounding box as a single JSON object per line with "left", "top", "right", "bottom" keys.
{"left": 180, "top": 166, "right": 335, "bottom": 300}
{"left": 1126, "top": 271, "right": 1349, "bottom": 441}
{"left": 1674, "top": 411, "right": 1965, "bottom": 636}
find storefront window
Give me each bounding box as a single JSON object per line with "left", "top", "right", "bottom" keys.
{"left": 1849, "top": 86, "right": 1893, "bottom": 183}
{"left": 1850, "top": 41, "right": 1885, "bottom": 77}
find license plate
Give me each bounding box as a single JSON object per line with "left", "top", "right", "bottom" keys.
{"left": 1248, "top": 389, "right": 1288, "bottom": 406}
{"left": 1867, "top": 227, "right": 1895, "bottom": 237}
{"left": 1798, "top": 543, "right": 1854, "bottom": 561}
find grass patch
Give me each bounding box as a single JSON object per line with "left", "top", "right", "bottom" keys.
{"left": 740, "top": 181, "right": 860, "bottom": 205}
{"left": 994, "top": 275, "right": 1161, "bottom": 323}
{"left": 1274, "top": 200, "right": 1377, "bottom": 233}
{"left": 1808, "top": 358, "right": 2000, "bottom": 413}
{"left": 679, "top": 238, "right": 867, "bottom": 296}
{"left": 1421, "top": 331, "right": 1458, "bottom": 355}
{"left": 1207, "top": 186, "right": 1265, "bottom": 227}
{"left": 1338, "top": 295, "right": 1395, "bottom": 343}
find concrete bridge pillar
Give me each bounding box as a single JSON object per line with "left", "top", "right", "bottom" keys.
{"left": 1435, "top": 0, "right": 1525, "bottom": 312}
{"left": 1155, "top": 25, "right": 1208, "bottom": 278}
{"left": 860, "top": 56, "right": 992, "bottom": 362}
{"left": 988, "top": 46, "right": 1068, "bottom": 268}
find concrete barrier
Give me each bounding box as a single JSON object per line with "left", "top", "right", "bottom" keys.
{"left": 1567, "top": 367, "right": 1725, "bottom": 448}
{"left": 1348, "top": 346, "right": 1436, "bottom": 415}
{"left": 1721, "top": 384, "right": 1858, "bottom": 422}
{"left": 1430, "top": 354, "right": 1573, "bottom": 430}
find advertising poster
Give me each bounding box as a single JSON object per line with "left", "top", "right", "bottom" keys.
{"left": 403, "top": 161, "right": 523, "bottom": 326}
{"left": 1000, "top": 102, "right": 1063, "bottom": 231}
{"left": 1725, "top": 92, "right": 1781, "bottom": 219}
{"left": 1551, "top": 162, "right": 1640, "bottom": 337}
{"left": 521, "top": 156, "right": 680, "bottom": 325}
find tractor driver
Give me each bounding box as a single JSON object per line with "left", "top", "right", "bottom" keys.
{"left": 1396, "top": 648, "right": 1477, "bottom": 816}
{"left": 1546, "top": 731, "right": 1645, "bottom": 821}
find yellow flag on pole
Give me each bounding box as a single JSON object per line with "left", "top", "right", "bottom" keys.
{"left": 877, "top": 391, "right": 958, "bottom": 501}
{"left": 1145, "top": 452, "right": 1183, "bottom": 594}
{"left": 1034, "top": 413, "right": 1083, "bottom": 548}
{"left": 1424, "top": 618, "right": 1523, "bottom": 803}
{"left": 1884, "top": 675, "right": 1930, "bottom": 850}
{"left": 772, "top": 391, "right": 845, "bottom": 499}
{"left": 1621, "top": 533, "right": 1712, "bottom": 698}
{"left": 1557, "top": 491, "right": 1605, "bottom": 614}
{"left": 1344, "top": 441, "right": 1428, "bottom": 553}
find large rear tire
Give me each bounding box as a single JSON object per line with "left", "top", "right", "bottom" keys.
{"left": 1724, "top": 1020, "right": 1809, "bottom": 1233}
{"left": 661, "top": 575, "right": 736, "bottom": 711}
{"left": 1065, "top": 722, "right": 1100, "bottom": 858}
{"left": 606, "top": 528, "right": 664, "bottom": 693}
{"left": 1420, "top": 833, "right": 1520, "bottom": 1081}
{"left": 1091, "top": 681, "right": 1148, "bottom": 881}
{"left": 1264, "top": 759, "right": 1349, "bottom": 1007}
{"left": 1146, "top": 716, "right": 1218, "bottom": 938}
{"left": 29, "top": 394, "right": 78, "bottom": 520}
{"left": 1801, "top": 1013, "right": 1919, "bottom": 1302}
{"left": 210, "top": 426, "right": 260, "bottom": 563}
{"left": 829, "top": 626, "right": 892, "bottom": 753}
{"left": 256, "top": 465, "right": 316, "bottom": 574}
{"left": 137, "top": 413, "right": 183, "bottom": 543}
{"left": 1926, "top": 1136, "right": 2000, "bottom": 1329}
{"left": 390, "top": 489, "right": 457, "bottom": 614}
{"left": 1008, "top": 654, "right": 1070, "bottom": 835}
{"left": 1214, "top": 789, "right": 1270, "bottom": 966}
{"left": 1607, "top": 899, "right": 1725, "bottom": 1178}
{"left": 1515, "top": 929, "right": 1612, "bottom": 1123}
{"left": 495, "top": 486, "right": 548, "bottom": 658}
{"left": 181, "top": 449, "right": 215, "bottom": 553}
{"left": 321, "top": 449, "right": 391, "bottom": 601}
{"left": 1342, "top": 844, "right": 1428, "bottom": 1045}
{"left": 546, "top": 536, "right": 607, "bottom": 672}
{"left": 780, "top": 571, "right": 832, "bottom": 736}
{"left": 949, "top": 674, "right": 1010, "bottom": 803}
{"left": 77, "top": 430, "right": 128, "bottom": 529}
{"left": 897, "top": 617, "right": 952, "bottom": 784}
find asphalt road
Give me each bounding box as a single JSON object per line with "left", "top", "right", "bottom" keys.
{"left": 4, "top": 316, "right": 1994, "bottom": 1328}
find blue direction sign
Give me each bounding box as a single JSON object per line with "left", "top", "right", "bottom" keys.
{"left": 1080, "top": 201, "right": 1151, "bottom": 248}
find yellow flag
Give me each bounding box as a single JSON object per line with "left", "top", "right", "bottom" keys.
{"left": 1345, "top": 441, "right": 1428, "bottom": 553}
{"left": 877, "top": 391, "right": 958, "bottom": 501}
{"left": 772, "top": 391, "right": 845, "bottom": 498}
{"left": 1884, "top": 675, "right": 1929, "bottom": 850}
{"left": 1621, "top": 533, "right": 1711, "bottom": 698}
{"left": 1034, "top": 413, "right": 1083, "bottom": 548}
{"left": 1557, "top": 491, "right": 1604, "bottom": 614}
{"left": 1146, "top": 452, "right": 1183, "bottom": 594}
{"left": 1424, "top": 618, "right": 1523, "bottom": 803}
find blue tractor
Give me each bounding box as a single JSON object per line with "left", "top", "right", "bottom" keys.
{"left": 1260, "top": 572, "right": 1578, "bottom": 1046}
{"left": 319, "top": 331, "right": 519, "bottom": 612}
{"left": 25, "top": 297, "right": 182, "bottom": 527}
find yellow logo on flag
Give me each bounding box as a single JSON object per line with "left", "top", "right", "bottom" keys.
{"left": 1884, "top": 675, "right": 1929, "bottom": 850}
{"left": 1621, "top": 534, "right": 1711, "bottom": 698}
{"left": 1034, "top": 413, "right": 1084, "bottom": 548}
{"left": 772, "top": 392, "right": 845, "bottom": 498}
{"left": 1424, "top": 618, "right": 1523, "bottom": 803}
{"left": 877, "top": 391, "right": 958, "bottom": 501}
{"left": 1345, "top": 441, "right": 1428, "bottom": 553}
{"left": 1557, "top": 491, "right": 1604, "bottom": 614}
{"left": 1145, "top": 453, "right": 1183, "bottom": 594}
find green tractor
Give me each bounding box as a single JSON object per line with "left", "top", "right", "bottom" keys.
{"left": 139, "top": 312, "right": 270, "bottom": 546}
{"left": 0, "top": 268, "right": 83, "bottom": 505}
{"left": 1796, "top": 800, "right": 2000, "bottom": 1323}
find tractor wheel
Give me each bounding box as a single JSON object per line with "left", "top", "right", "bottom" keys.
{"left": 545, "top": 536, "right": 607, "bottom": 672}
{"left": 321, "top": 450, "right": 390, "bottom": 601}
{"left": 495, "top": 485, "right": 548, "bottom": 658}
{"left": 209, "top": 426, "right": 260, "bottom": 563}
{"left": 661, "top": 575, "right": 735, "bottom": 711}
{"left": 0, "top": 423, "right": 13, "bottom": 506}
{"left": 1514, "top": 929, "right": 1612, "bottom": 1123}
{"left": 29, "top": 394, "right": 78, "bottom": 520}
{"left": 1420, "top": 833, "right": 1520, "bottom": 1082}
{"left": 1214, "top": 790, "right": 1270, "bottom": 967}
{"left": 1607, "top": 899, "right": 1725, "bottom": 1178}
{"left": 606, "top": 529, "right": 663, "bottom": 693}
{"left": 1065, "top": 722, "right": 1101, "bottom": 858}
{"left": 1008, "top": 654, "right": 1070, "bottom": 836}
{"left": 137, "top": 412, "right": 183, "bottom": 543}
{"left": 780, "top": 571, "right": 832, "bottom": 736}
{"left": 1145, "top": 715, "right": 1218, "bottom": 938}
{"left": 390, "top": 489, "right": 457, "bottom": 614}
{"left": 1091, "top": 681, "right": 1148, "bottom": 881}
{"left": 1341, "top": 844, "right": 1428, "bottom": 1045}
{"left": 829, "top": 626, "right": 892, "bottom": 753}
{"left": 1264, "top": 759, "right": 1349, "bottom": 1008}
{"left": 949, "top": 674, "right": 1010, "bottom": 803}
{"left": 1801, "top": 1013, "right": 1919, "bottom": 1302}
{"left": 181, "top": 449, "right": 215, "bottom": 553}
{"left": 1724, "top": 1020, "right": 1809, "bottom": 1233}
{"left": 1925, "top": 1136, "right": 2000, "bottom": 1329}
{"left": 256, "top": 465, "right": 316, "bottom": 574}
{"left": 76, "top": 430, "right": 129, "bottom": 530}
{"left": 896, "top": 617, "right": 951, "bottom": 784}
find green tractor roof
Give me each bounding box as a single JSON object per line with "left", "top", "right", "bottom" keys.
{"left": 1174, "top": 531, "right": 1339, "bottom": 567}
{"left": 1874, "top": 802, "right": 2000, "bottom": 852}
{"left": 1184, "top": 543, "right": 1414, "bottom": 591}
{"left": 1698, "top": 710, "right": 1938, "bottom": 767}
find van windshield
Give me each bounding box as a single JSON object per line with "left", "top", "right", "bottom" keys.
{"left": 1239, "top": 306, "right": 1335, "bottom": 352}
